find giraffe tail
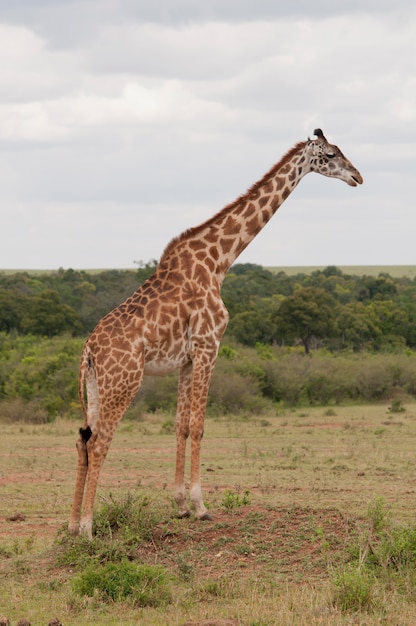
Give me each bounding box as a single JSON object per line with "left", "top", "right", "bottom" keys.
{"left": 69, "top": 345, "right": 96, "bottom": 536}
{"left": 78, "top": 345, "right": 100, "bottom": 434}
{"left": 78, "top": 345, "right": 89, "bottom": 424}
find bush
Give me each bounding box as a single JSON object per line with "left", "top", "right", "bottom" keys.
{"left": 0, "top": 398, "right": 49, "bottom": 423}
{"left": 221, "top": 489, "right": 251, "bottom": 511}
{"left": 1, "top": 332, "right": 416, "bottom": 422}
{"left": 127, "top": 374, "right": 178, "bottom": 418}
{"left": 331, "top": 566, "right": 375, "bottom": 612}
{"left": 56, "top": 492, "right": 169, "bottom": 569}
{"left": 261, "top": 353, "right": 309, "bottom": 405}
{"left": 72, "top": 559, "right": 171, "bottom": 607}
{"left": 331, "top": 498, "right": 416, "bottom": 612}
{"left": 208, "top": 369, "right": 270, "bottom": 415}
{"left": 0, "top": 333, "right": 83, "bottom": 420}
{"left": 305, "top": 373, "right": 336, "bottom": 405}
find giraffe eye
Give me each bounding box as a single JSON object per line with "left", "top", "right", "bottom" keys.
{"left": 326, "top": 153, "right": 336, "bottom": 159}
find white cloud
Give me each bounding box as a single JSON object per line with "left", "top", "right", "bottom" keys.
{"left": 0, "top": 1, "right": 415, "bottom": 269}
{"left": 0, "top": 23, "right": 78, "bottom": 101}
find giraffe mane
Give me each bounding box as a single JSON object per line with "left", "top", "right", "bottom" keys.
{"left": 160, "top": 140, "right": 307, "bottom": 263}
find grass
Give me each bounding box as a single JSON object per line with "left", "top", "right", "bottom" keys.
{"left": 2, "top": 404, "right": 416, "bottom": 623}
{"left": 2, "top": 265, "right": 416, "bottom": 278}
{"left": 265, "top": 265, "right": 416, "bottom": 278}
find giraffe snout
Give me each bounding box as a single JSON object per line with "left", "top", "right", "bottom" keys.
{"left": 349, "top": 171, "right": 363, "bottom": 186}
{"left": 345, "top": 165, "right": 363, "bottom": 186}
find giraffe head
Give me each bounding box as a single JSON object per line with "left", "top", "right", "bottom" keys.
{"left": 307, "top": 128, "right": 363, "bottom": 187}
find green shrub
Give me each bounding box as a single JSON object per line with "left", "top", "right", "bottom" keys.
{"left": 305, "top": 373, "right": 335, "bottom": 405}
{"left": 208, "top": 369, "right": 269, "bottom": 415}
{"left": 1, "top": 331, "right": 416, "bottom": 421}
{"left": 72, "top": 559, "right": 171, "bottom": 606}
{"left": 0, "top": 398, "right": 49, "bottom": 423}
{"left": 56, "top": 532, "right": 126, "bottom": 571}
{"left": 0, "top": 333, "right": 83, "bottom": 419}
{"left": 367, "top": 496, "right": 389, "bottom": 534}
{"left": 127, "top": 373, "right": 178, "bottom": 418}
{"left": 56, "top": 492, "right": 168, "bottom": 569}
{"left": 221, "top": 489, "right": 251, "bottom": 511}
{"left": 218, "top": 344, "right": 239, "bottom": 360}
{"left": 332, "top": 498, "right": 416, "bottom": 610}
{"left": 93, "top": 492, "right": 157, "bottom": 542}
{"left": 331, "top": 566, "right": 375, "bottom": 612}
{"left": 388, "top": 398, "right": 406, "bottom": 413}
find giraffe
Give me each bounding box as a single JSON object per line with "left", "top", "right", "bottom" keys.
{"left": 68, "top": 129, "right": 363, "bottom": 538}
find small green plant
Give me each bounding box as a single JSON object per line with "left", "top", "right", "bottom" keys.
{"left": 72, "top": 559, "right": 171, "bottom": 607}
{"left": 11, "top": 536, "right": 35, "bottom": 555}
{"left": 176, "top": 555, "right": 194, "bottom": 582}
{"left": 373, "top": 427, "right": 385, "bottom": 436}
{"left": 255, "top": 342, "right": 274, "bottom": 360}
{"left": 202, "top": 580, "right": 226, "bottom": 597}
{"left": 221, "top": 488, "right": 251, "bottom": 511}
{"left": 218, "top": 344, "right": 238, "bottom": 360}
{"left": 259, "top": 418, "right": 271, "bottom": 427}
{"left": 367, "top": 496, "right": 389, "bottom": 534}
{"left": 93, "top": 492, "right": 159, "bottom": 541}
{"left": 388, "top": 398, "right": 406, "bottom": 413}
{"left": 332, "top": 497, "right": 416, "bottom": 610}
{"left": 331, "top": 566, "right": 374, "bottom": 612}
{"left": 160, "top": 418, "right": 175, "bottom": 434}
{"left": 56, "top": 492, "right": 165, "bottom": 569}
{"left": 366, "top": 522, "right": 416, "bottom": 574}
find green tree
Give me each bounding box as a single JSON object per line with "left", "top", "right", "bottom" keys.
{"left": 366, "top": 300, "right": 409, "bottom": 350}
{"left": 21, "top": 290, "right": 82, "bottom": 337}
{"left": 273, "top": 287, "right": 339, "bottom": 354}
{"left": 222, "top": 264, "right": 280, "bottom": 316}
{"left": 227, "top": 308, "right": 275, "bottom": 346}
{"left": 358, "top": 276, "right": 397, "bottom": 301}
{"left": 134, "top": 259, "right": 158, "bottom": 284}
{"left": 0, "top": 289, "right": 26, "bottom": 332}
{"left": 0, "top": 333, "right": 83, "bottom": 417}
{"left": 337, "top": 302, "right": 382, "bottom": 351}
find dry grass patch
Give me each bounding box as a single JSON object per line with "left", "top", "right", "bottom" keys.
{"left": 2, "top": 405, "right": 416, "bottom": 624}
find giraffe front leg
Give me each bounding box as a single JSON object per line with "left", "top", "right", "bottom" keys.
{"left": 185, "top": 331, "right": 226, "bottom": 521}
{"left": 174, "top": 363, "right": 192, "bottom": 518}
{"left": 175, "top": 341, "right": 222, "bottom": 521}
{"left": 188, "top": 357, "right": 218, "bottom": 521}
{"left": 190, "top": 423, "right": 212, "bottom": 521}
{"left": 174, "top": 430, "right": 191, "bottom": 518}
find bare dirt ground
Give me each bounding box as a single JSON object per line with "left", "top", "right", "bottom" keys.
{"left": 138, "top": 504, "right": 354, "bottom": 582}
{"left": 1, "top": 492, "right": 355, "bottom": 586}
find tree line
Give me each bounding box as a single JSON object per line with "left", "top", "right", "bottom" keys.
{"left": 1, "top": 262, "right": 415, "bottom": 353}
{"left": 1, "top": 263, "right": 416, "bottom": 421}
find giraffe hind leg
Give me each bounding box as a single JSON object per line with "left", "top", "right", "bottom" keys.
{"left": 80, "top": 425, "right": 92, "bottom": 444}
{"left": 69, "top": 349, "right": 101, "bottom": 537}
{"left": 68, "top": 426, "right": 92, "bottom": 536}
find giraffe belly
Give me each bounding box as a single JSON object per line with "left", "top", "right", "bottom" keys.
{"left": 143, "top": 342, "right": 190, "bottom": 376}
{"left": 143, "top": 356, "right": 189, "bottom": 376}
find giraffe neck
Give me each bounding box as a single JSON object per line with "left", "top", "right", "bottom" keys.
{"left": 160, "top": 141, "right": 309, "bottom": 284}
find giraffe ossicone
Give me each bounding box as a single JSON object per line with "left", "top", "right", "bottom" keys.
{"left": 68, "top": 129, "right": 363, "bottom": 538}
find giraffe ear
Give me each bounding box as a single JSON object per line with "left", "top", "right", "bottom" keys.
{"left": 314, "top": 128, "right": 327, "bottom": 141}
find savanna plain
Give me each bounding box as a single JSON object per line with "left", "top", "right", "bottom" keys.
{"left": 2, "top": 403, "right": 416, "bottom": 625}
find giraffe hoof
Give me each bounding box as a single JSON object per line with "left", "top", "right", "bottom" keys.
{"left": 68, "top": 522, "right": 80, "bottom": 537}
{"left": 175, "top": 510, "right": 192, "bottom": 519}
{"left": 197, "top": 511, "right": 213, "bottom": 521}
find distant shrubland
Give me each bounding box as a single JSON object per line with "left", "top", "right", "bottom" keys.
{"left": 0, "top": 263, "right": 415, "bottom": 421}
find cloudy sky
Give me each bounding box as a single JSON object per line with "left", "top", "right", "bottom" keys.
{"left": 0, "top": 0, "right": 415, "bottom": 270}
